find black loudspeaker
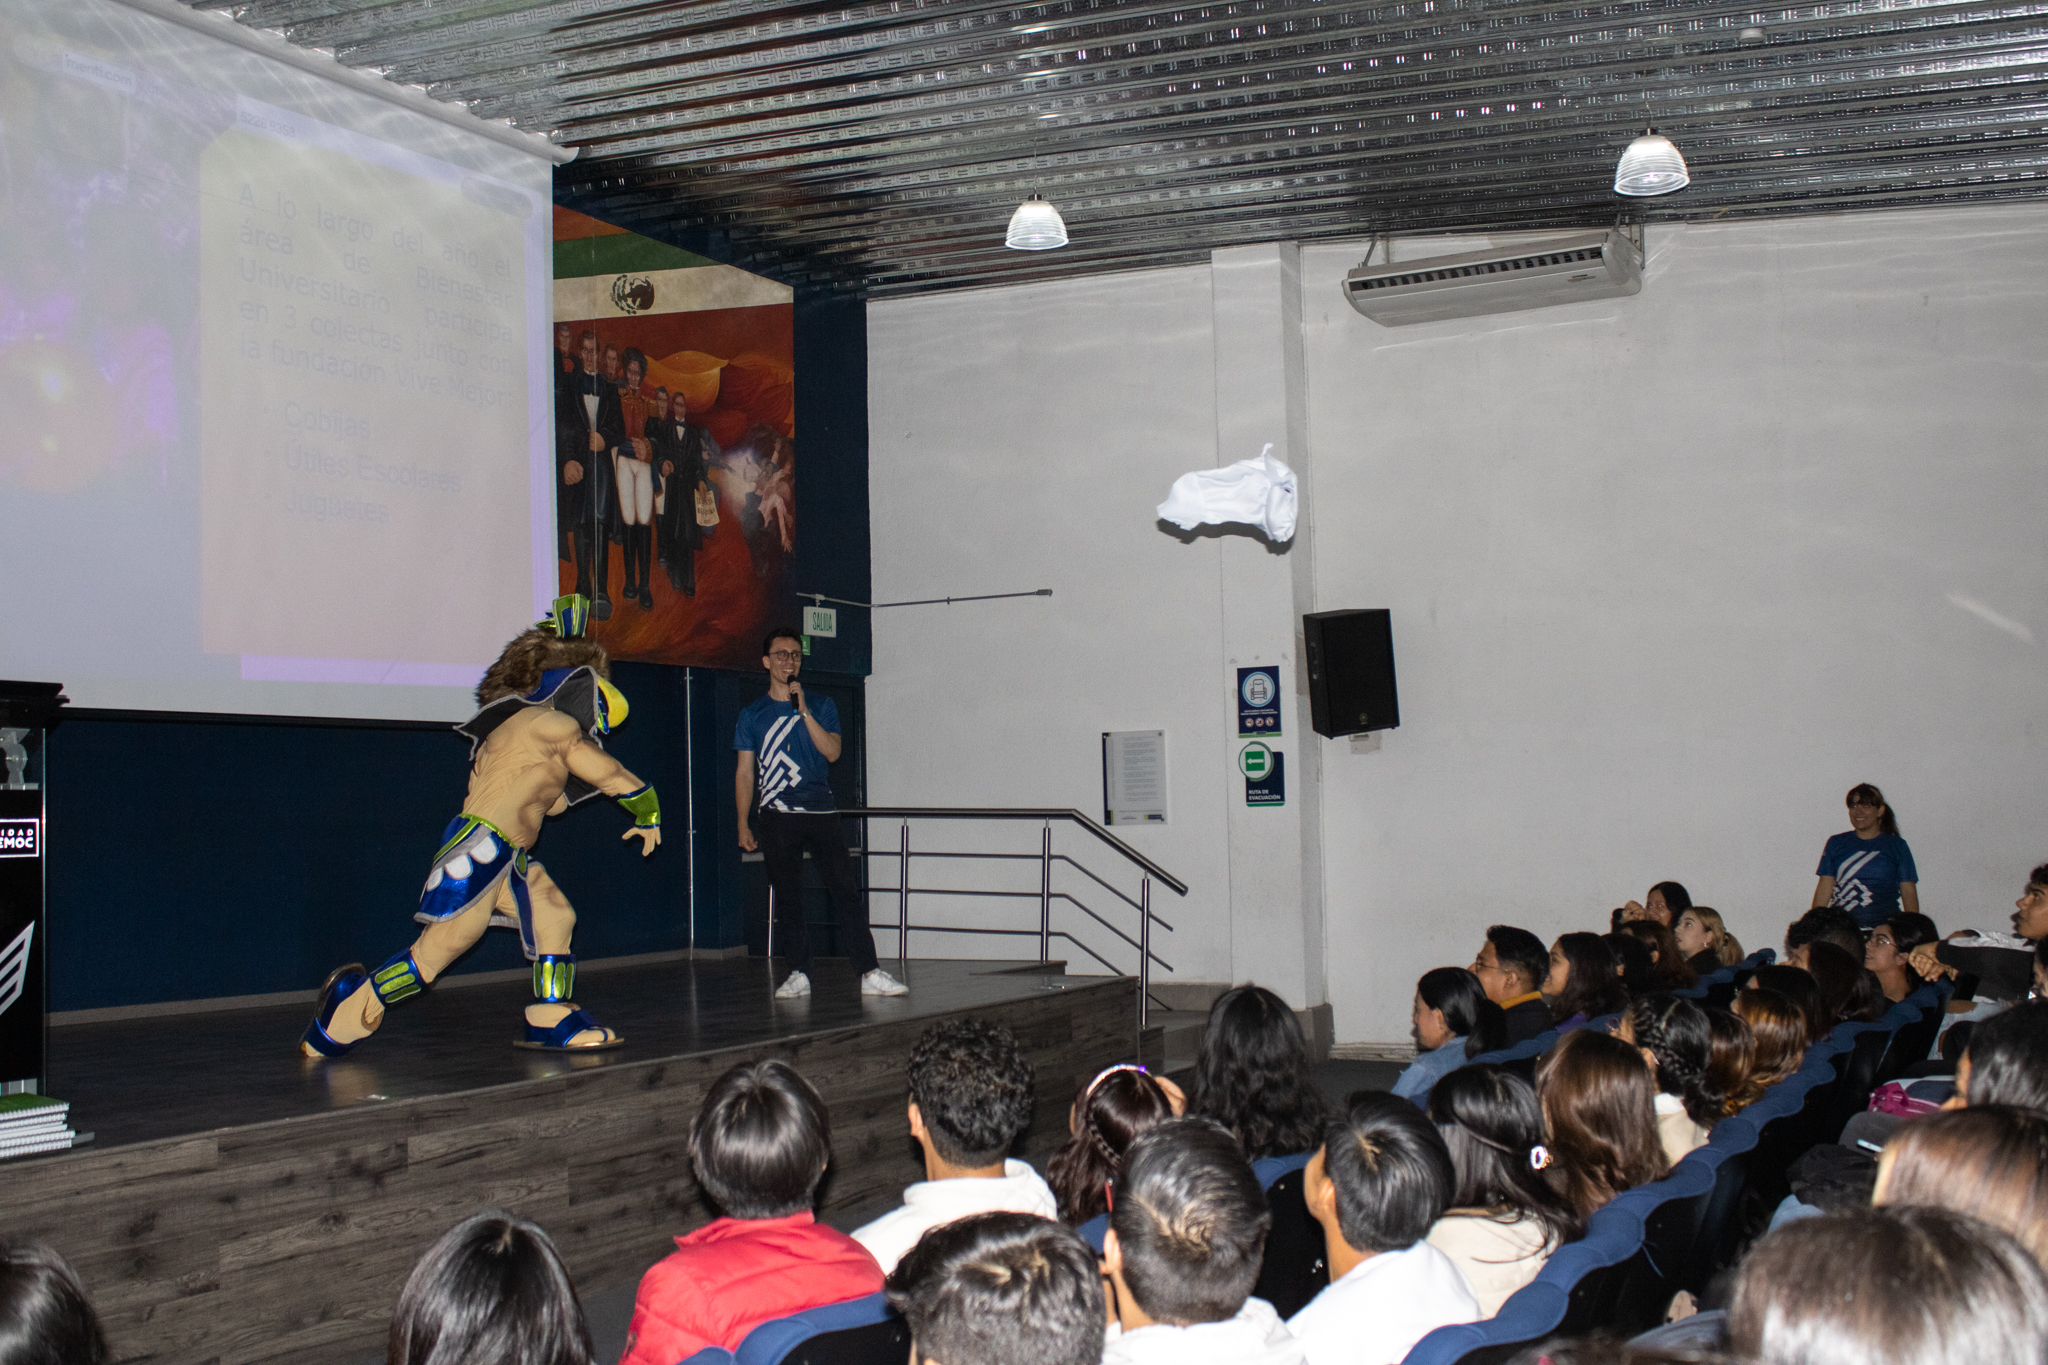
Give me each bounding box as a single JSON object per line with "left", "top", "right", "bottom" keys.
{"left": 1303, "top": 609, "right": 1398, "bottom": 738}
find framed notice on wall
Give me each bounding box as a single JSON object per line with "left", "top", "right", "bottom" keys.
{"left": 1102, "top": 730, "right": 1167, "bottom": 826}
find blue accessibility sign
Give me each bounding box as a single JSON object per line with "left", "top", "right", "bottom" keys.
{"left": 1238, "top": 666, "right": 1282, "bottom": 737}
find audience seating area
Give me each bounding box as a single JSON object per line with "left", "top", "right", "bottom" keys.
{"left": 1403, "top": 975, "right": 1953, "bottom": 1365}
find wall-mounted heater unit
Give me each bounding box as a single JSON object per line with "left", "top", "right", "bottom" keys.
{"left": 1342, "top": 229, "right": 1642, "bottom": 326}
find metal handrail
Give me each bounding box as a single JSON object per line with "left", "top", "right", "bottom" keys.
{"left": 839, "top": 807, "right": 1189, "bottom": 896}
{"left": 840, "top": 806, "right": 1185, "bottom": 1055}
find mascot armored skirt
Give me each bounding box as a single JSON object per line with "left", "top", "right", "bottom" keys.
{"left": 301, "top": 597, "right": 660, "bottom": 1055}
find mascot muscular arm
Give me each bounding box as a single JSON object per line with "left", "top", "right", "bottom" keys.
{"left": 301, "top": 596, "right": 655, "bottom": 1057}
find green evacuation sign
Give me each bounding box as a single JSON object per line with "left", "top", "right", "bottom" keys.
{"left": 1239, "top": 743, "right": 1285, "bottom": 807}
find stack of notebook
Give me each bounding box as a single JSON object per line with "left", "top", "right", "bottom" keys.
{"left": 0, "top": 1094, "right": 77, "bottom": 1160}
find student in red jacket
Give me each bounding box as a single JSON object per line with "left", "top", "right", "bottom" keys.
{"left": 620, "top": 1059, "right": 883, "bottom": 1365}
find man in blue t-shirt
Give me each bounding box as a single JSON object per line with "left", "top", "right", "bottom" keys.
{"left": 735, "top": 626, "right": 907, "bottom": 999}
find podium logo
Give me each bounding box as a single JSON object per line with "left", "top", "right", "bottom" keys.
{"left": 0, "top": 820, "right": 37, "bottom": 858}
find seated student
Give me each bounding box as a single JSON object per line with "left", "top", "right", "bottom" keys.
{"left": 1747, "top": 964, "right": 1830, "bottom": 1046}
{"left": 1290, "top": 1094, "right": 1478, "bottom": 1364}
{"left": 1534, "top": 1029, "right": 1667, "bottom": 1219}
{"left": 885, "top": 1212, "right": 1104, "bottom": 1365}
{"left": 1425, "top": 1066, "right": 1580, "bottom": 1318}
{"left": 392, "top": 1213, "right": 593, "bottom": 1365}
{"left": 1729, "top": 1206, "right": 2048, "bottom": 1365}
{"left": 1614, "top": 994, "right": 1719, "bottom": 1163}
{"left": 1046, "top": 1064, "right": 1177, "bottom": 1226}
{"left": 1392, "top": 968, "right": 1505, "bottom": 1102}
{"left": 1783, "top": 906, "right": 1865, "bottom": 971}
{"left": 1733, "top": 986, "right": 1809, "bottom": 1092}
{"left": 1844, "top": 1001, "right": 2048, "bottom": 1153}
{"left": 1619, "top": 881, "right": 1690, "bottom": 928}
{"left": 1100, "top": 1118, "right": 1301, "bottom": 1364}
{"left": 855, "top": 1019, "right": 1054, "bottom": 1272}
{"left": 1866, "top": 911, "right": 1938, "bottom": 1004}
{"left": 1911, "top": 861, "right": 2048, "bottom": 1000}
{"left": 1601, "top": 931, "right": 1657, "bottom": 1001}
{"left": 1875, "top": 1106, "right": 2048, "bottom": 1265}
{"left": 1471, "top": 927, "right": 1553, "bottom": 1047}
{"left": 1540, "top": 933, "right": 1628, "bottom": 1033}
{"left": 0, "top": 1240, "right": 109, "bottom": 1365}
{"left": 1704, "top": 1005, "right": 1763, "bottom": 1115}
{"left": 1616, "top": 920, "right": 1697, "bottom": 991}
{"left": 1674, "top": 905, "right": 1743, "bottom": 976}
{"left": 1804, "top": 940, "right": 1886, "bottom": 1025}
{"left": 621, "top": 1060, "right": 882, "bottom": 1365}
{"left": 1188, "top": 985, "right": 1328, "bottom": 1161}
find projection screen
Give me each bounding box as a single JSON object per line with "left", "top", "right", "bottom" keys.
{"left": 0, "top": 0, "right": 561, "bottom": 721}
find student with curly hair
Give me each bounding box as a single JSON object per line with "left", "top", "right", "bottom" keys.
{"left": 1189, "top": 985, "right": 1328, "bottom": 1161}
{"left": 1044, "top": 1065, "right": 1177, "bottom": 1226}
{"left": 854, "top": 1018, "right": 1054, "bottom": 1272}
{"left": 1616, "top": 994, "right": 1719, "bottom": 1163}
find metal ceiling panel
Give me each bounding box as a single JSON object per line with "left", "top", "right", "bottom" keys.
{"left": 192, "top": 0, "right": 2048, "bottom": 294}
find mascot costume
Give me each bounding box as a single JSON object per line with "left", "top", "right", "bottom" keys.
{"left": 300, "top": 595, "right": 659, "bottom": 1055}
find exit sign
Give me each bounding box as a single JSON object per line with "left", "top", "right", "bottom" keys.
{"left": 803, "top": 605, "right": 838, "bottom": 638}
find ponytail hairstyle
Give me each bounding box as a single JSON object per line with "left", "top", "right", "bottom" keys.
{"left": 1847, "top": 782, "right": 1900, "bottom": 837}
{"left": 1417, "top": 967, "right": 1507, "bottom": 1059}
{"left": 1690, "top": 907, "right": 1745, "bottom": 968}
{"left": 1044, "top": 1066, "right": 1175, "bottom": 1225}
{"left": 1626, "top": 993, "right": 1722, "bottom": 1128}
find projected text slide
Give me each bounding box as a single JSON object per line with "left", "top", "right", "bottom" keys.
{"left": 199, "top": 111, "right": 532, "bottom": 669}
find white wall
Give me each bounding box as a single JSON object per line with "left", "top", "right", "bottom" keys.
{"left": 865, "top": 266, "right": 1237, "bottom": 983}
{"left": 867, "top": 203, "right": 2048, "bottom": 1043}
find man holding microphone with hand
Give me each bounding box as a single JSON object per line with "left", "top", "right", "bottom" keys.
{"left": 736, "top": 626, "right": 907, "bottom": 999}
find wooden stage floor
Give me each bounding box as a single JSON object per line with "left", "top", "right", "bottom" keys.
{"left": 8, "top": 958, "right": 1135, "bottom": 1365}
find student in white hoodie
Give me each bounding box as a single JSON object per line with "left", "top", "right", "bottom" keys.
{"left": 1101, "top": 1118, "right": 1304, "bottom": 1365}
{"left": 854, "top": 1018, "right": 1057, "bottom": 1273}
{"left": 1289, "top": 1094, "right": 1480, "bottom": 1365}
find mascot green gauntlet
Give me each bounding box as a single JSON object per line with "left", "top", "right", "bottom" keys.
{"left": 301, "top": 596, "right": 660, "bottom": 1057}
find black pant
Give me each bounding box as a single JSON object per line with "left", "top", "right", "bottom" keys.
{"left": 759, "top": 809, "right": 878, "bottom": 974}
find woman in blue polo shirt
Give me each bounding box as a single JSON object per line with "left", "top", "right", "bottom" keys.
{"left": 1812, "top": 783, "right": 1920, "bottom": 932}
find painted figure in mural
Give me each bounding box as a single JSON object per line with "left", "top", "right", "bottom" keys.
{"left": 300, "top": 597, "right": 659, "bottom": 1056}
{"left": 652, "top": 385, "right": 719, "bottom": 598}
{"left": 615, "top": 348, "right": 657, "bottom": 612}
{"left": 560, "top": 330, "right": 624, "bottom": 620}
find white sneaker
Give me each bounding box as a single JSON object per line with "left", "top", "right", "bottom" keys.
{"left": 774, "top": 970, "right": 811, "bottom": 998}
{"left": 861, "top": 968, "right": 909, "bottom": 997}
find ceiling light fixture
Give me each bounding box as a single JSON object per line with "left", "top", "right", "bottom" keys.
{"left": 1005, "top": 194, "right": 1068, "bottom": 250}
{"left": 1613, "top": 128, "right": 1690, "bottom": 196}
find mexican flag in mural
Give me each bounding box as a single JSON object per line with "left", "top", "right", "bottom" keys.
{"left": 552, "top": 207, "right": 795, "bottom": 668}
